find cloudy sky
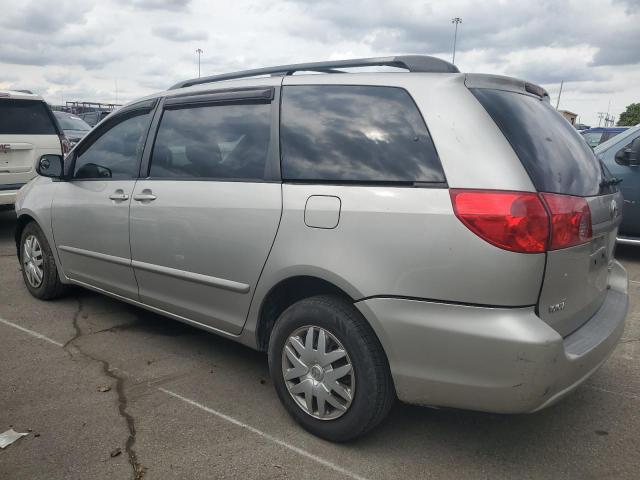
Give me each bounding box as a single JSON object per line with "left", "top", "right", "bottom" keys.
{"left": 1, "top": 0, "right": 639, "bottom": 126}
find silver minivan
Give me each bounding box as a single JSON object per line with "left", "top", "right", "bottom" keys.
{"left": 14, "top": 56, "right": 629, "bottom": 441}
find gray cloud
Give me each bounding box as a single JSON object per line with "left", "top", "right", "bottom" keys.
{"left": 614, "top": 0, "right": 640, "bottom": 13}
{"left": 1, "top": 0, "right": 639, "bottom": 126}
{"left": 0, "top": 36, "right": 119, "bottom": 70}
{"left": 152, "top": 25, "right": 208, "bottom": 42}
{"left": 591, "top": 28, "right": 640, "bottom": 66}
{"left": 279, "top": 0, "right": 640, "bottom": 71}
{"left": 121, "top": 0, "right": 191, "bottom": 11}
{"left": 0, "top": 0, "right": 92, "bottom": 34}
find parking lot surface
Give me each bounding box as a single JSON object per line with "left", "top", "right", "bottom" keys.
{"left": 1, "top": 208, "right": 639, "bottom": 479}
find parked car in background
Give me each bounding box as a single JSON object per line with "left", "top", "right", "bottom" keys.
{"left": 0, "top": 90, "right": 63, "bottom": 207}
{"left": 574, "top": 123, "right": 591, "bottom": 131}
{"left": 581, "top": 126, "right": 629, "bottom": 148}
{"left": 595, "top": 124, "right": 640, "bottom": 245}
{"left": 53, "top": 111, "right": 91, "bottom": 148}
{"left": 14, "top": 56, "right": 628, "bottom": 441}
{"left": 78, "top": 110, "right": 113, "bottom": 127}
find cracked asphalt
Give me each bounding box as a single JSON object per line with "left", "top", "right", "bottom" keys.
{"left": 1, "top": 208, "right": 639, "bottom": 479}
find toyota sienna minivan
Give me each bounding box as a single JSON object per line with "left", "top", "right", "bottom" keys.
{"left": 14, "top": 56, "right": 629, "bottom": 441}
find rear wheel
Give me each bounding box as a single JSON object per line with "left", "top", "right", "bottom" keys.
{"left": 268, "top": 295, "right": 394, "bottom": 442}
{"left": 20, "top": 222, "right": 66, "bottom": 300}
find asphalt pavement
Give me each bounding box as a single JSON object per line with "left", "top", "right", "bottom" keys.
{"left": 1, "top": 208, "right": 639, "bottom": 479}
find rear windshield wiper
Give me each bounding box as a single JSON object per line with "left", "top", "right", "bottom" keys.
{"left": 600, "top": 177, "right": 623, "bottom": 187}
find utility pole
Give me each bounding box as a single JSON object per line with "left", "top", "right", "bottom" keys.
{"left": 451, "top": 17, "right": 462, "bottom": 65}
{"left": 597, "top": 112, "right": 606, "bottom": 127}
{"left": 196, "top": 48, "right": 203, "bottom": 78}
{"left": 556, "top": 80, "right": 563, "bottom": 109}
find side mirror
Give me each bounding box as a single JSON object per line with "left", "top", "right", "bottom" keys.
{"left": 36, "top": 154, "right": 64, "bottom": 178}
{"left": 616, "top": 138, "right": 640, "bottom": 167}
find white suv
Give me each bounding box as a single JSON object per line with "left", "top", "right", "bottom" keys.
{"left": 0, "top": 90, "right": 63, "bottom": 207}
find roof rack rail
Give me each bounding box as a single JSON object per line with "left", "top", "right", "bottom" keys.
{"left": 169, "top": 55, "right": 459, "bottom": 90}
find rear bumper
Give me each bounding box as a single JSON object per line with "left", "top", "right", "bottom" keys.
{"left": 0, "top": 189, "right": 18, "bottom": 206}
{"left": 355, "top": 260, "right": 628, "bottom": 413}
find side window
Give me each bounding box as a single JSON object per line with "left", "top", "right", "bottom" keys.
{"left": 73, "top": 111, "right": 151, "bottom": 180}
{"left": 583, "top": 131, "right": 603, "bottom": 148}
{"left": 280, "top": 85, "right": 445, "bottom": 183}
{"left": 600, "top": 131, "right": 640, "bottom": 165}
{"left": 149, "top": 103, "right": 271, "bottom": 180}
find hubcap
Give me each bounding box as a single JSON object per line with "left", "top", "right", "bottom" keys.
{"left": 22, "top": 235, "right": 44, "bottom": 288}
{"left": 282, "top": 326, "right": 355, "bottom": 420}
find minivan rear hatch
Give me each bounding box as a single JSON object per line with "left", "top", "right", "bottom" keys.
{"left": 468, "top": 76, "right": 623, "bottom": 336}
{"left": 0, "top": 98, "right": 61, "bottom": 186}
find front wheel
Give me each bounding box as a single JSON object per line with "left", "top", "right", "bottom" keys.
{"left": 20, "top": 221, "right": 66, "bottom": 300}
{"left": 268, "top": 295, "right": 395, "bottom": 442}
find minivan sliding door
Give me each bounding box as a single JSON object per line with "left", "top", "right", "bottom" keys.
{"left": 129, "top": 80, "right": 282, "bottom": 335}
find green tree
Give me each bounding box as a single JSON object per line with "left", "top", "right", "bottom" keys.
{"left": 618, "top": 103, "right": 640, "bottom": 126}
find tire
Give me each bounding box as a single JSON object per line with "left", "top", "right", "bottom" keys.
{"left": 20, "top": 221, "right": 66, "bottom": 300}
{"left": 268, "top": 294, "right": 395, "bottom": 442}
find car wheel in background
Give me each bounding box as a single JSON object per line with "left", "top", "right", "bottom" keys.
{"left": 20, "top": 221, "right": 66, "bottom": 300}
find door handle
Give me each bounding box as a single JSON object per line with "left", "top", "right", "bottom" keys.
{"left": 133, "top": 189, "right": 157, "bottom": 202}
{"left": 109, "top": 190, "right": 129, "bottom": 201}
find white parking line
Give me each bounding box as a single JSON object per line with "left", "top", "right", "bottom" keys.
{"left": 159, "top": 388, "right": 370, "bottom": 480}
{"left": 0, "top": 317, "right": 369, "bottom": 480}
{"left": 0, "top": 317, "right": 64, "bottom": 347}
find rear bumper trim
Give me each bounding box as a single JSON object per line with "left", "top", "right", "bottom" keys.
{"left": 0, "top": 183, "right": 26, "bottom": 191}
{"left": 617, "top": 236, "right": 640, "bottom": 246}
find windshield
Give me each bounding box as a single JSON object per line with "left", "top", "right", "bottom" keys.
{"left": 55, "top": 113, "right": 91, "bottom": 131}
{"left": 594, "top": 124, "right": 640, "bottom": 154}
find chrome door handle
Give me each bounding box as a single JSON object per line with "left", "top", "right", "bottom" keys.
{"left": 133, "top": 190, "right": 157, "bottom": 202}
{"left": 109, "top": 191, "right": 129, "bottom": 201}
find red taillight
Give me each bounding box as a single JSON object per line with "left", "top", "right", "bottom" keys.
{"left": 541, "top": 193, "right": 592, "bottom": 250}
{"left": 59, "top": 134, "right": 71, "bottom": 156}
{"left": 450, "top": 190, "right": 549, "bottom": 253}
{"left": 450, "top": 189, "right": 593, "bottom": 253}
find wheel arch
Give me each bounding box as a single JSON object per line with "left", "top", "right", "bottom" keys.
{"left": 15, "top": 210, "right": 67, "bottom": 284}
{"left": 255, "top": 275, "right": 357, "bottom": 352}
{"left": 15, "top": 213, "right": 38, "bottom": 260}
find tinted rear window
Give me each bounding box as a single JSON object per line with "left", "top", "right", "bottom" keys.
{"left": 280, "top": 85, "right": 445, "bottom": 183}
{"left": 0, "top": 99, "right": 57, "bottom": 135}
{"left": 471, "top": 88, "right": 603, "bottom": 196}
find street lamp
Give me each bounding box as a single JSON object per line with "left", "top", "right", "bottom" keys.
{"left": 196, "top": 48, "right": 203, "bottom": 78}
{"left": 451, "top": 17, "right": 462, "bottom": 65}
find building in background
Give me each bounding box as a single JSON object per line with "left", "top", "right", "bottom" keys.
{"left": 558, "top": 109, "right": 578, "bottom": 125}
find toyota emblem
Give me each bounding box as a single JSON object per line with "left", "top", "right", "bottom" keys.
{"left": 610, "top": 199, "right": 618, "bottom": 219}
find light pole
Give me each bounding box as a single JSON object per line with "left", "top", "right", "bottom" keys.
{"left": 451, "top": 17, "right": 462, "bottom": 65}
{"left": 196, "top": 48, "right": 203, "bottom": 78}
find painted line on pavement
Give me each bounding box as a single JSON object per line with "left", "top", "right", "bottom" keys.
{"left": 1, "top": 316, "right": 370, "bottom": 480}
{"left": 0, "top": 317, "right": 64, "bottom": 347}
{"left": 159, "top": 387, "right": 370, "bottom": 480}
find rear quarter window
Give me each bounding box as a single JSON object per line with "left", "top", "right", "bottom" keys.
{"left": 0, "top": 99, "right": 58, "bottom": 135}
{"left": 280, "top": 85, "right": 445, "bottom": 183}
{"left": 471, "top": 88, "right": 603, "bottom": 197}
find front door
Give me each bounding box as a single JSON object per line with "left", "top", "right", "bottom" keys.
{"left": 52, "top": 108, "right": 155, "bottom": 299}
{"left": 129, "top": 85, "right": 282, "bottom": 334}
{"left": 600, "top": 129, "right": 640, "bottom": 238}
